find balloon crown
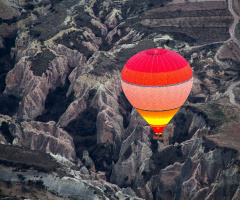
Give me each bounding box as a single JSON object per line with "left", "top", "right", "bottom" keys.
{"left": 146, "top": 48, "right": 167, "bottom": 55}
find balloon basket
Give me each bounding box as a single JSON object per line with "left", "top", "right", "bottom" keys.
{"left": 153, "top": 134, "right": 164, "bottom": 140}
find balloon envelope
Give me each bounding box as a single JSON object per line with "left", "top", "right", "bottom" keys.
{"left": 121, "top": 48, "right": 193, "bottom": 136}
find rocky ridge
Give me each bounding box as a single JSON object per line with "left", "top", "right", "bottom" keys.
{"left": 0, "top": 0, "right": 240, "bottom": 199}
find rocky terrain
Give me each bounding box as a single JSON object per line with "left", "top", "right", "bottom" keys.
{"left": 0, "top": 0, "right": 240, "bottom": 199}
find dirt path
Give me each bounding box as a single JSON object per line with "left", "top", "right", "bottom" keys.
{"left": 228, "top": 0, "right": 240, "bottom": 48}
{"left": 225, "top": 0, "right": 240, "bottom": 108}
{"left": 213, "top": 0, "right": 240, "bottom": 68}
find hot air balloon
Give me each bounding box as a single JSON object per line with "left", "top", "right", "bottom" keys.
{"left": 121, "top": 48, "right": 193, "bottom": 139}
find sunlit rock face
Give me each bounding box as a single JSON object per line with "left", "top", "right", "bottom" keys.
{"left": 0, "top": 114, "right": 76, "bottom": 160}
{"left": 0, "top": 0, "right": 240, "bottom": 199}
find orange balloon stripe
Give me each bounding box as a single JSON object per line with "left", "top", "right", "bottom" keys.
{"left": 136, "top": 107, "right": 180, "bottom": 126}
{"left": 121, "top": 64, "right": 192, "bottom": 86}
{"left": 121, "top": 78, "right": 193, "bottom": 111}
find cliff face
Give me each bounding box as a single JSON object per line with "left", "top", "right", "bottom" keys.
{"left": 0, "top": 0, "right": 240, "bottom": 199}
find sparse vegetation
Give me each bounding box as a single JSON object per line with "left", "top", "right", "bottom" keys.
{"left": 54, "top": 30, "right": 94, "bottom": 59}
{"left": 30, "top": 49, "right": 55, "bottom": 76}
{"left": 89, "top": 53, "right": 120, "bottom": 76}
{"left": 197, "top": 101, "right": 233, "bottom": 125}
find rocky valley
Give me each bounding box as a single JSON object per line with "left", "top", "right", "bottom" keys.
{"left": 0, "top": 0, "right": 240, "bottom": 199}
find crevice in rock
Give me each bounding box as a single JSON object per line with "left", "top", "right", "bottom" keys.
{"left": 87, "top": 88, "right": 97, "bottom": 106}
{"left": 171, "top": 112, "right": 194, "bottom": 144}
{"left": 36, "top": 78, "right": 74, "bottom": 122}
{"left": 64, "top": 89, "right": 98, "bottom": 159}
{"left": 98, "top": 39, "right": 112, "bottom": 52}
{"left": 122, "top": 145, "right": 132, "bottom": 160}
{"left": 0, "top": 94, "right": 21, "bottom": 116}
{"left": 143, "top": 145, "right": 186, "bottom": 184}
{"left": 0, "top": 121, "right": 14, "bottom": 144}
{"left": 186, "top": 103, "right": 233, "bottom": 136}
{"left": 0, "top": 18, "right": 18, "bottom": 25}
{"left": 188, "top": 94, "right": 206, "bottom": 103}
{"left": 91, "top": 143, "right": 115, "bottom": 181}
{"left": 0, "top": 30, "right": 20, "bottom": 117}
{"left": 64, "top": 87, "right": 117, "bottom": 180}
{"left": 202, "top": 137, "right": 218, "bottom": 154}
{"left": 74, "top": 6, "right": 102, "bottom": 38}
{"left": 118, "top": 91, "right": 132, "bottom": 129}
{"left": 168, "top": 32, "right": 197, "bottom": 44}
{"left": 167, "top": 106, "right": 210, "bottom": 144}
{"left": 118, "top": 98, "right": 132, "bottom": 129}
{"left": 202, "top": 137, "right": 238, "bottom": 156}
{"left": 0, "top": 32, "right": 17, "bottom": 92}
{"left": 150, "top": 137, "right": 159, "bottom": 154}
{"left": 23, "top": 3, "right": 35, "bottom": 11}
{"left": 91, "top": 0, "right": 107, "bottom": 20}
{"left": 64, "top": 107, "right": 98, "bottom": 159}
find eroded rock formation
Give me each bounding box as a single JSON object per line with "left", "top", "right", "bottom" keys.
{"left": 0, "top": 0, "right": 240, "bottom": 199}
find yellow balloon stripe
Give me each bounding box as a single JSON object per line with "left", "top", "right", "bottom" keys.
{"left": 136, "top": 107, "right": 180, "bottom": 126}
